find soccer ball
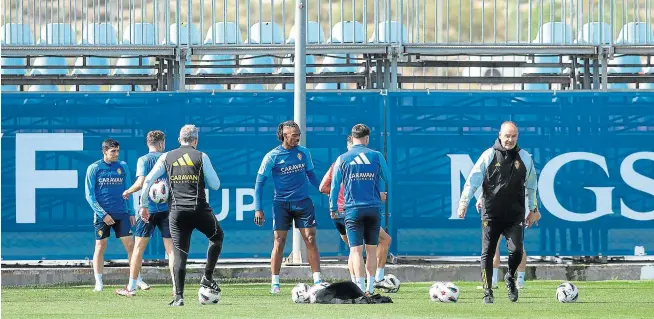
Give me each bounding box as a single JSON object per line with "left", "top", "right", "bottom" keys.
{"left": 380, "top": 274, "right": 401, "bottom": 293}
{"left": 291, "top": 283, "right": 311, "bottom": 303}
{"left": 308, "top": 282, "right": 330, "bottom": 304}
{"left": 198, "top": 286, "right": 221, "bottom": 305}
{"left": 434, "top": 282, "right": 460, "bottom": 303}
{"left": 556, "top": 282, "right": 579, "bottom": 303}
{"left": 148, "top": 180, "right": 169, "bottom": 204}
{"left": 429, "top": 282, "right": 445, "bottom": 301}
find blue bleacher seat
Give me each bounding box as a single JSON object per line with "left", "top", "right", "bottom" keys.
{"left": 368, "top": 21, "right": 409, "bottom": 43}
{"left": 73, "top": 23, "right": 116, "bottom": 78}
{"left": 31, "top": 24, "right": 75, "bottom": 76}
{"left": 204, "top": 22, "right": 243, "bottom": 44}
{"left": 1, "top": 23, "right": 33, "bottom": 83}
{"left": 166, "top": 23, "right": 201, "bottom": 75}
{"left": 277, "top": 21, "right": 325, "bottom": 76}
{"left": 29, "top": 85, "right": 59, "bottom": 92}
{"left": 523, "top": 22, "right": 573, "bottom": 90}
{"left": 315, "top": 21, "right": 365, "bottom": 90}
{"left": 110, "top": 85, "right": 143, "bottom": 92}
{"left": 609, "top": 22, "right": 654, "bottom": 89}
{"left": 115, "top": 23, "right": 156, "bottom": 78}
{"left": 247, "top": 22, "right": 284, "bottom": 44}
{"left": 190, "top": 22, "right": 242, "bottom": 91}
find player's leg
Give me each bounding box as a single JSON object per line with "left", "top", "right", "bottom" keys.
{"left": 295, "top": 198, "right": 321, "bottom": 284}
{"left": 270, "top": 201, "right": 292, "bottom": 293}
{"left": 116, "top": 213, "right": 157, "bottom": 296}
{"left": 332, "top": 217, "right": 353, "bottom": 281}
{"left": 158, "top": 212, "right": 176, "bottom": 295}
{"left": 169, "top": 209, "right": 193, "bottom": 305}
{"left": 92, "top": 218, "right": 110, "bottom": 291}
{"left": 375, "top": 227, "right": 391, "bottom": 281}
{"left": 114, "top": 215, "right": 149, "bottom": 289}
{"left": 362, "top": 208, "right": 382, "bottom": 295}
{"left": 502, "top": 220, "right": 525, "bottom": 302}
{"left": 517, "top": 247, "right": 527, "bottom": 288}
{"left": 194, "top": 206, "right": 225, "bottom": 282}
{"left": 344, "top": 208, "right": 366, "bottom": 292}
{"left": 480, "top": 219, "right": 503, "bottom": 303}
{"left": 492, "top": 238, "right": 502, "bottom": 288}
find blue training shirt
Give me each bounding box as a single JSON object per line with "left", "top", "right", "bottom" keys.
{"left": 136, "top": 152, "right": 169, "bottom": 213}
{"left": 329, "top": 144, "right": 391, "bottom": 212}
{"left": 85, "top": 159, "right": 136, "bottom": 220}
{"left": 254, "top": 145, "right": 321, "bottom": 210}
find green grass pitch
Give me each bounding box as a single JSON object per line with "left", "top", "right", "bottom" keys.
{"left": 3, "top": 281, "right": 654, "bottom": 318}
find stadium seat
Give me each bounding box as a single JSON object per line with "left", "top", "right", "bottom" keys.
{"left": 523, "top": 22, "right": 573, "bottom": 90}
{"left": 573, "top": 22, "right": 612, "bottom": 77}
{"left": 609, "top": 23, "right": 654, "bottom": 89}
{"left": 166, "top": 23, "right": 201, "bottom": 45}
{"left": 31, "top": 24, "right": 76, "bottom": 76}
{"left": 69, "top": 85, "right": 102, "bottom": 91}
{"left": 28, "top": 85, "right": 59, "bottom": 92}
{"left": 73, "top": 23, "right": 116, "bottom": 76}
{"left": 1, "top": 23, "right": 34, "bottom": 78}
{"left": 247, "top": 22, "right": 284, "bottom": 44}
{"left": 115, "top": 23, "right": 156, "bottom": 77}
{"left": 203, "top": 22, "right": 243, "bottom": 44}
{"left": 315, "top": 21, "right": 366, "bottom": 90}
{"left": 329, "top": 21, "right": 365, "bottom": 43}
{"left": 2, "top": 85, "right": 21, "bottom": 92}
{"left": 110, "top": 85, "right": 144, "bottom": 92}
{"left": 368, "top": 21, "right": 409, "bottom": 43}
{"left": 278, "top": 22, "right": 325, "bottom": 75}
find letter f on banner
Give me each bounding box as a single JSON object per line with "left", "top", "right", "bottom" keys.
{"left": 16, "top": 133, "right": 84, "bottom": 223}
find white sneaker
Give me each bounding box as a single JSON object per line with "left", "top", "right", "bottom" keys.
{"left": 517, "top": 281, "right": 525, "bottom": 289}
{"left": 270, "top": 285, "right": 281, "bottom": 294}
{"left": 93, "top": 285, "right": 103, "bottom": 292}
{"left": 137, "top": 280, "right": 151, "bottom": 290}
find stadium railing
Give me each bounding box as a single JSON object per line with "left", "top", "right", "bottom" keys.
{"left": 2, "top": 0, "right": 653, "bottom": 92}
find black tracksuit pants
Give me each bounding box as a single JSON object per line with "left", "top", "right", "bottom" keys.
{"left": 480, "top": 218, "right": 524, "bottom": 290}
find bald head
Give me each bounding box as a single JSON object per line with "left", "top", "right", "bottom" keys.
{"left": 499, "top": 121, "right": 519, "bottom": 150}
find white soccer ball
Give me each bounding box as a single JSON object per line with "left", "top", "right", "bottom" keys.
{"left": 556, "top": 282, "right": 579, "bottom": 303}
{"left": 380, "top": 274, "right": 401, "bottom": 293}
{"left": 291, "top": 283, "right": 311, "bottom": 304}
{"left": 429, "top": 282, "right": 445, "bottom": 301}
{"left": 308, "top": 282, "right": 330, "bottom": 304}
{"left": 435, "top": 282, "right": 460, "bottom": 303}
{"left": 198, "top": 286, "right": 221, "bottom": 305}
{"left": 148, "top": 180, "right": 169, "bottom": 204}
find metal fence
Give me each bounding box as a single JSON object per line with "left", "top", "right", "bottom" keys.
{"left": 2, "top": 0, "right": 654, "bottom": 91}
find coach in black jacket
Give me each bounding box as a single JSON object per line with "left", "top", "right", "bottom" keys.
{"left": 457, "top": 121, "right": 541, "bottom": 304}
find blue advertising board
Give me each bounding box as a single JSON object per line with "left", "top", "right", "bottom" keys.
{"left": 2, "top": 91, "right": 653, "bottom": 260}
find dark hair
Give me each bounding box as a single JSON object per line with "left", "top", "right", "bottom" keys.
{"left": 346, "top": 134, "right": 353, "bottom": 143}
{"left": 102, "top": 138, "right": 120, "bottom": 152}
{"left": 146, "top": 130, "right": 165, "bottom": 146}
{"left": 351, "top": 124, "right": 370, "bottom": 139}
{"left": 277, "top": 120, "right": 300, "bottom": 142}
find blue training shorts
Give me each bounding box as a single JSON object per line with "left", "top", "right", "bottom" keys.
{"left": 94, "top": 213, "right": 132, "bottom": 240}
{"left": 344, "top": 207, "right": 382, "bottom": 247}
{"left": 134, "top": 211, "right": 171, "bottom": 238}
{"left": 272, "top": 198, "right": 316, "bottom": 231}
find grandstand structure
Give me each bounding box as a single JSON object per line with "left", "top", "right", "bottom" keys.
{"left": 1, "top": 0, "right": 653, "bottom": 92}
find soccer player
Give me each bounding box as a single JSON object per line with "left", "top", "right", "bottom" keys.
{"left": 85, "top": 138, "right": 148, "bottom": 292}
{"left": 457, "top": 121, "right": 541, "bottom": 304}
{"left": 319, "top": 134, "right": 393, "bottom": 288}
{"left": 329, "top": 124, "right": 391, "bottom": 298}
{"left": 116, "top": 130, "right": 175, "bottom": 297}
{"left": 253, "top": 120, "right": 323, "bottom": 294}
{"left": 139, "top": 125, "right": 224, "bottom": 306}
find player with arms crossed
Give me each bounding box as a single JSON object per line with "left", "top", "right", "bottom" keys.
{"left": 85, "top": 138, "right": 149, "bottom": 292}
{"left": 140, "top": 125, "right": 224, "bottom": 306}
{"left": 116, "top": 130, "right": 175, "bottom": 297}
{"left": 254, "top": 120, "right": 323, "bottom": 294}
{"left": 319, "top": 134, "right": 394, "bottom": 290}
{"left": 457, "top": 121, "right": 541, "bottom": 304}
{"left": 329, "top": 124, "right": 391, "bottom": 300}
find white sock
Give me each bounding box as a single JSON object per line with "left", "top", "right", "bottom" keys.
{"left": 271, "top": 275, "right": 280, "bottom": 286}
{"left": 94, "top": 274, "right": 103, "bottom": 286}
{"left": 312, "top": 272, "right": 321, "bottom": 284}
{"left": 356, "top": 277, "right": 365, "bottom": 292}
{"left": 518, "top": 271, "right": 525, "bottom": 283}
{"left": 492, "top": 268, "right": 498, "bottom": 286}
{"left": 351, "top": 276, "right": 356, "bottom": 282}
{"left": 128, "top": 278, "right": 137, "bottom": 291}
{"left": 375, "top": 268, "right": 385, "bottom": 281}
{"left": 366, "top": 275, "right": 376, "bottom": 293}
{"left": 137, "top": 273, "right": 143, "bottom": 282}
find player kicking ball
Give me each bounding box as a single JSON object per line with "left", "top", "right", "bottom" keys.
{"left": 319, "top": 134, "right": 395, "bottom": 291}
{"left": 116, "top": 131, "right": 175, "bottom": 297}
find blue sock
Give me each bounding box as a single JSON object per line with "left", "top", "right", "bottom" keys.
{"left": 356, "top": 277, "right": 365, "bottom": 292}
{"left": 312, "top": 272, "right": 321, "bottom": 284}
{"left": 128, "top": 278, "right": 137, "bottom": 291}
{"left": 367, "top": 275, "right": 376, "bottom": 293}
{"left": 272, "top": 275, "right": 280, "bottom": 286}
{"left": 375, "top": 268, "right": 385, "bottom": 281}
